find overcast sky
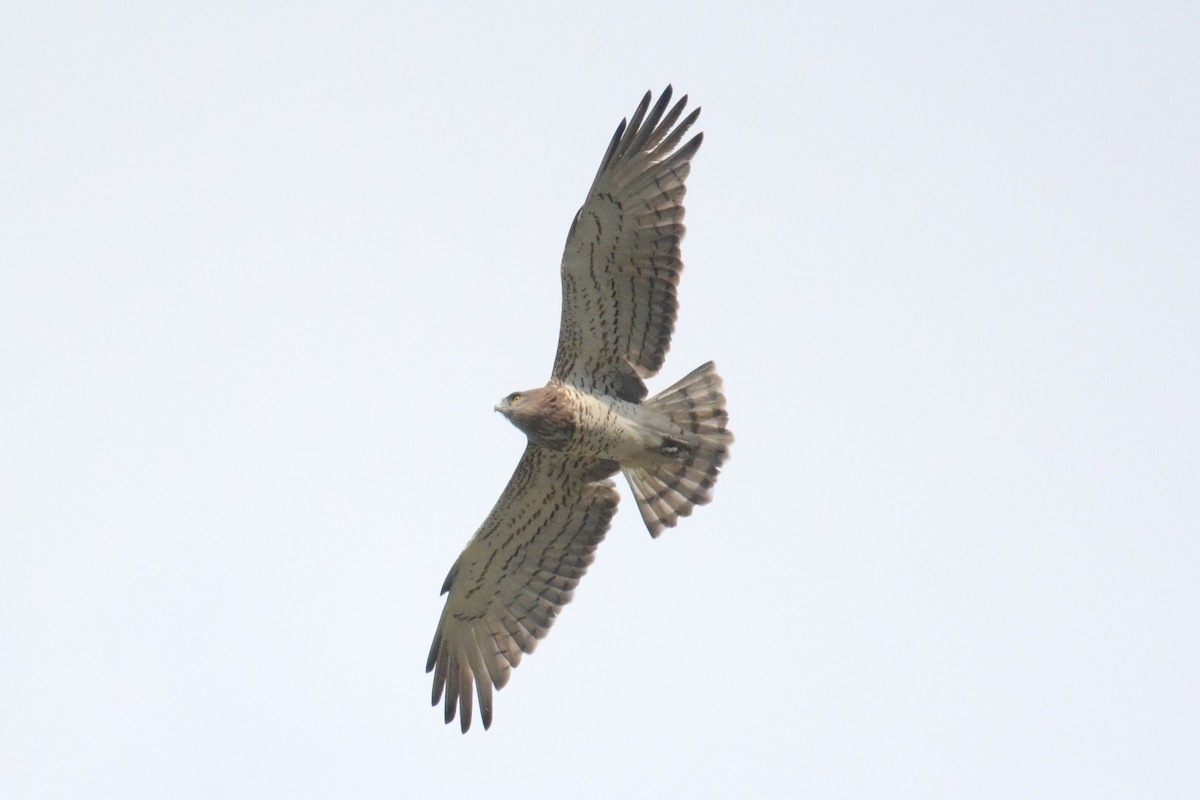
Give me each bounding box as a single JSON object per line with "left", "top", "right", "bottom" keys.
{"left": 2, "top": 2, "right": 1197, "bottom": 798}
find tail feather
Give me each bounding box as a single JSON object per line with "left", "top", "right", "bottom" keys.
{"left": 624, "top": 361, "right": 732, "bottom": 537}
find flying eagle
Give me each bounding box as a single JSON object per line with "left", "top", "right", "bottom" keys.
{"left": 426, "top": 86, "right": 732, "bottom": 731}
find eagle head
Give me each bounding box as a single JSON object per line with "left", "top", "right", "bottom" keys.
{"left": 495, "top": 386, "right": 575, "bottom": 447}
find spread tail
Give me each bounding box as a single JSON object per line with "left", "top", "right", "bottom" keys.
{"left": 624, "top": 361, "right": 733, "bottom": 537}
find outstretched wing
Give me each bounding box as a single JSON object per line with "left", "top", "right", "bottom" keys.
{"left": 552, "top": 86, "right": 703, "bottom": 402}
{"left": 426, "top": 446, "right": 619, "bottom": 732}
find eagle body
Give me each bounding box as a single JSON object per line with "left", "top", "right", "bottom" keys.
{"left": 500, "top": 383, "right": 672, "bottom": 466}
{"left": 426, "top": 87, "right": 732, "bottom": 732}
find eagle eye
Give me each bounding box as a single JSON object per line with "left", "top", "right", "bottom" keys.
{"left": 510, "top": 393, "right": 522, "bottom": 404}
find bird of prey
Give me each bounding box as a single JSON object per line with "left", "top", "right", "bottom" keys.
{"left": 426, "top": 86, "right": 732, "bottom": 732}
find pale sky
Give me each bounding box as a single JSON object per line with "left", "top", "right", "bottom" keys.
{"left": 2, "top": 2, "right": 1197, "bottom": 798}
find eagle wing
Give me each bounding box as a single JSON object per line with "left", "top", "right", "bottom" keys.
{"left": 426, "top": 446, "right": 619, "bottom": 732}
{"left": 551, "top": 86, "right": 703, "bottom": 401}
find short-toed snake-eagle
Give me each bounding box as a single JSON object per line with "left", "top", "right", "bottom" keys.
{"left": 427, "top": 87, "right": 732, "bottom": 732}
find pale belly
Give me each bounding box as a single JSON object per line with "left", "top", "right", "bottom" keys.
{"left": 562, "top": 388, "right": 676, "bottom": 467}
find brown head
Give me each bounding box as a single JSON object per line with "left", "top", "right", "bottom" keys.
{"left": 495, "top": 385, "right": 575, "bottom": 448}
